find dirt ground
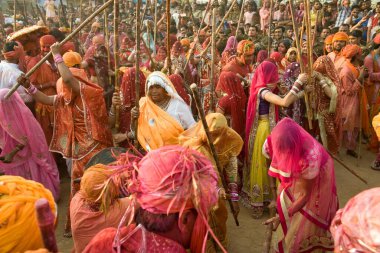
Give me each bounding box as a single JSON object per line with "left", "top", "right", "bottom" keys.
{"left": 55, "top": 145, "right": 379, "bottom": 253}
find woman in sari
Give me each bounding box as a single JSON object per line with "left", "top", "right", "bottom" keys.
{"left": 263, "top": 118, "right": 338, "bottom": 253}
{"left": 0, "top": 88, "right": 60, "bottom": 201}
{"left": 216, "top": 71, "right": 247, "bottom": 138}
{"left": 131, "top": 71, "right": 195, "bottom": 151}
{"left": 242, "top": 61, "right": 307, "bottom": 218}
{"left": 168, "top": 74, "right": 191, "bottom": 105}
{"left": 179, "top": 113, "right": 243, "bottom": 253}
{"left": 280, "top": 47, "right": 298, "bottom": 70}
{"left": 221, "top": 36, "right": 237, "bottom": 66}
{"left": 310, "top": 55, "right": 342, "bottom": 155}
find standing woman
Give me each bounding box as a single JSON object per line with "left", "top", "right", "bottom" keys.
{"left": 216, "top": 71, "right": 247, "bottom": 139}
{"left": 263, "top": 118, "right": 338, "bottom": 252}
{"left": 242, "top": 61, "right": 307, "bottom": 218}
{"left": 0, "top": 89, "right": 60, "bottom": 201}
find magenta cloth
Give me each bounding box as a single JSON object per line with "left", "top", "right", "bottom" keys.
{"left": 223, "top": 36, "right": 237, "bottom": 54}
{"left": 265, "top": 118, "right": 338, "bottom": 252}
{"left": 330, "top": 187, "right": 380, "bottom": 253}
{"left": 245, "top": 61, "right": 279, "bottom": 154}
{"left": 0, "top": 89, "right": 60, "bottom": 200}
{"left": 270, "top": 51, "right": 283, "bottom": 65}
{"left": 256, "top": 50, "right": 268, "bottom": 64}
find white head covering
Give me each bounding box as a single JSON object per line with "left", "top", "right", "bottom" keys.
{"left": 145, "top": 71, "right": 185, "bottom": 103}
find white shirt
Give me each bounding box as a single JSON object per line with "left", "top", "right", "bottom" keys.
{"left": 166, "top": 98, "right": 196, "bottom": 130}
{"left": 0, "top": 61, "right": 32, "bottom": 102}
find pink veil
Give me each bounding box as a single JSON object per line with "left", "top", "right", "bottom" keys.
{"left": 266, "top": 118, "right": 338, "bottom": 248}
{"left": 0, "top": 89, "right": 60, "bottom": 200}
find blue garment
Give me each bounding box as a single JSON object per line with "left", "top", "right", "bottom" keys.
{"left": 335, "top": 6, "right": 351, "bottom": 27}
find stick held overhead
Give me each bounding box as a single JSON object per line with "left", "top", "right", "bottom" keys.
{"left": 5, "top": 0, "right": 114, "bottom": 100}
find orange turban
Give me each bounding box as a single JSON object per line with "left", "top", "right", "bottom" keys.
{"left": 180, "top": 38, "right": 190, "bottom": 47}
{"left": 332, "top": 32, "right": 349, "bottom": 43}
{"left": 374, "top": 33, "right": 380, "bottom": 45}
{"left": 341, "top": 44, "right": 362, "bottom": 59}
{"left": 63, "top": 51, "right": 82, "bottom": 67}
{"left": 237, "top": 40, "right": 255, "bottom": 55}
{"left": 325, "top": 34, "right": 334, "bottom": 44}
{"left": 40, "top": 35, "right": 57, "bottom": 46}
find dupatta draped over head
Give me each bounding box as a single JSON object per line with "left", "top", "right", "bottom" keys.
{"left": 245, "top": 61, "right": 279, "bottom": 153}
{"left": 0, "top": 89, "right": 60, "bottom": 200}
{"left": 137, "top": 72, "right": 186, "bottom": 151}
{"left": 264, "top": 118, "right": 338, "bottom": 251}
{"left": 216, "top": 72, "right": 247, "bottom": 137}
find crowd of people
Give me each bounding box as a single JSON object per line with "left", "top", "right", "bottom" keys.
{"left": 0, "top": 0, "right": 380, "bottom": 252}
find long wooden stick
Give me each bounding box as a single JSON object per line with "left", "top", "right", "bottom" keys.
{"left": 262, "top": 207, "right": 275, "bottom": 253}
{"left": 5, "top": 0, "right": 114, "bottom": 99}
{"left": 104, "top": 1, "right": 111, "bottom": 89}
{"left": 153, "top": 0, "right": 158, "bottom": 47}
{"left": 209, "top": 1, "right": 217, "bottom": 112}
{"left": 14, "top": 0, "right": 17, "bottom": 31}
{"left": 134, "top": 0, "right": 142, "bottom": 139}
{"left": 36, "top": 4, "right": 47, "bottom": 26}
{"left": 235, "top": 0, "right": 245, "bottom": 40}
{"left": 267, "top": 0, "right": 273, "bottom": 55}
{"left": 190, "top": 83, "right": 240, "bottom": 226}
{"left": 166, "top": 0, "right": 171, "bottom": 75}
{"left": 114, "top": 0, "right": 121, "bottom": 131}
{"left": 289, "top": 0, "right": 304, "bottom": 72}
{"left": 357, "top": 84, "right": 364, "bottom": 166}
{"left": 304, "top": 0, "right": 314, "bottom": 130}
{"left": 327, "top": 150, "right": 367, "bottom": 184}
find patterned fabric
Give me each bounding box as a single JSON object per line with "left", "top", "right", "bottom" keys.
{"left": 335, "top": 6, "right": 351, "bottom": 27}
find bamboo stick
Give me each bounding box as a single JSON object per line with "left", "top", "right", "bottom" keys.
{"left": 357, "top": 84, "right": 364, "bottom": 166}
{"left": 166, "top": 0, "right": 171, "bottom": 75}
{"left": 289, "top": 0, "right": 304, "bottom": 71}
{"left": 14, "top": 0, "right": 17, "bottom": 31}
{"left": 5, "top": 0, "right": 114, "bottom": 99}
{"left": 153, "top": 0, "right": 158, "bottom": 46}
{"left": 104, "top": 0, "right": 111, "bottom": 93}
{"left": 114, "top": 0, "right": 121, "bottom": 131}
{"left": 210, "top": 0, "right": 218, "bottom": 112}
{"left": 134, "top": 0, "right": 142, "bottom": 140}
{"left": 304, "top": 0, "right": 314, "bottom": 130}
{"left": 235, "top": 0, "right": 245, "bottom": 40}
{"left": 190, "top": 83, "right": 240, "bottom": 226}
{"left": 267, "top": 0, "right": 273, "bottom": 55}
{"left": 36, "top": 4, "right": 47, "bottom": 26}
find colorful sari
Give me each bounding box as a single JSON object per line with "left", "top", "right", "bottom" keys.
{"left": 242, "top": 61, "right": 279, "bottom": 216}
{"left": 264, "top": 118, "right": 338, "bottom": 253}
{"left": 137, "top": 72, "right": 194, "bottom": 151}
{"left": 0, "top": 89, "right": 60, "bottom": 200}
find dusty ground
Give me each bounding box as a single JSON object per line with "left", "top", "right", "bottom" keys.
{"left": 56, "top": 145, "right": 379, "bottom": 253}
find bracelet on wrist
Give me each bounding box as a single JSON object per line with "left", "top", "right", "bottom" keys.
{"left": 25, "top": 84, "right": 38, "bottom": 95}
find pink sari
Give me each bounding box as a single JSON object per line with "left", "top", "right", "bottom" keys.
{"left": 0, "top": 89, "right": 60, "bottom": 200}
{"left": 264, "top": 118, "right": 338, "bottom": 252}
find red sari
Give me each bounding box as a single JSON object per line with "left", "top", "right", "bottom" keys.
{"left": 50, "top": 68, "right": 112, "bottom": 194}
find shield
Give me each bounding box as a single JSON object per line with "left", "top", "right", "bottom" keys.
{"left": 84, "top": 147, "right": 127, "bottom": 169}
{"left": 8, "top": 25, "right": 49, "bottom": 45}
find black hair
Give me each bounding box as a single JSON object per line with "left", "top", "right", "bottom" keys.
{"left": 3, "top": 41, "right": 18, "bottom": 53}
{"left": 135, "top": 208, "right": 179, "bottom": 233}
{"left": 350, "top": 29, "right": 362, "bottom": 38}
{"left": 50, "top": 28, "right": 66, "bottom": 42}
{"left": 351, "top": 5, "right": 360, "bottom": 10}
{"left": 275, "top": 26, "right": 285, "bottom": 33}
{"left": 249, "top": 25, "right": 259, "bottom": 32}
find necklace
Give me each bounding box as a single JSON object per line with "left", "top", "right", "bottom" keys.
{"left": 158, "top": 98, "right": 170, "bottom": 111}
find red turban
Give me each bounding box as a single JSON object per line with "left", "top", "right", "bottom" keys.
{"left": 332, "top": 32, "right": 349, "bottom": 43}
{"left": 330, "top": 188, "right": 380, "bottom": 253}
{"left": 341, "top": 44, "right": 362, "bottom": 59}
{"left": 60, "top": 41, "right": 76, "bottom": 54}
{"left": 40, "top": 35, "right": 57, "bottom": 46}
{"left": 237, "top": 40, "right": 254, "bottom": 64}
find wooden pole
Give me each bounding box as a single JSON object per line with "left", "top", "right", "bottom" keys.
{"left": 357, "top": 84, "right": 364, "bottom": 166}
{"left": 104, "top": 0, "right": 112, "bottom": 90}
{"left": 134, "top": 0, "right": 142, "bottom": 139}
{"left": 5, "top": 0, "right": 115, "bottom": 99}
{"left": 190, "top": 83, "right": 240, "bottom": 226}
{"left": 210, "top": 0, "right": 218, "bottom": 112}
{"left": 36, "top": 4, "right": 47, "bottom": 26}
{"left": 267, "top": 0, "right": 273, "bottom": 55}
{"left": 304, "top": 0, "right": 314, "bottom": 130}
{"left": 22, "top": 0, "right": 28, "bottom": 25}
{"left": 80, "top": 0, "right": 83, "bottom": 22}
{"left": 289, "top": 0, "right": 304, "bottom": 71}
{"left": 235, "top": 0, "right": 245, "bottom": 40}
{"left": 35, "top": 199, "right": 58, "bottom": 253}
{"left": 114, "top": 0, "right": 121, "bottom": 131}
{"left": 14, "top": 0, "right": 17, "bottom": 31}
{"left": 153, "top": 0, "right": 158, "bottom": 46}
{"left": 140, "top": 2, "right": 149, "bottom": 31}
{"left": 166, "top": 0, "right": 172, "bottom": 75}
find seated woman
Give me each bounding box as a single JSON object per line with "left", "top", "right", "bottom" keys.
{"left": 264, "top": 118, "right": 338, "bottom": 252}
{"left": 0, "top": 89, "right": 60, "bottom": 200}
{"left": 70, "top": 164, "right": 130, "bottom": 253}
{"left": 179, "top": 113, "right": 243, "bottom": 252}
{"left": 130, "top": 71, "right": 195, "bottom": 151}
